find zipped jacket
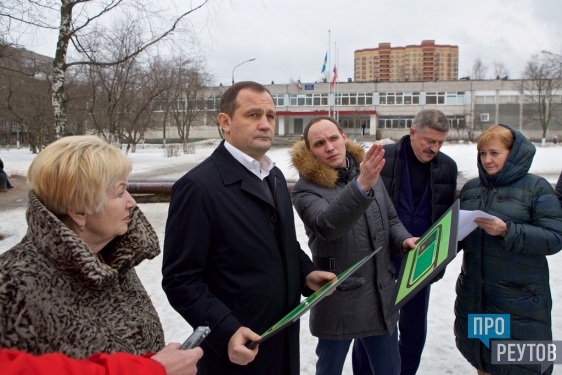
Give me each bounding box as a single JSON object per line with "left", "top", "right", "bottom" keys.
{"left": 455, "top": 125, "right": 562, "bottom": 375}
{"left": 291, "top": 140, "right": 411, "bottom": 340}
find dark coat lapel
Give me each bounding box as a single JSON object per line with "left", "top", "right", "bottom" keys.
{"left": 212, "top": 141, "right": 276, "bottom": 208}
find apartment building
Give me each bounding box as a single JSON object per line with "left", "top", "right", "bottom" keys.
{"left": 354, "top": 40, "right": 459, "bottom": 82}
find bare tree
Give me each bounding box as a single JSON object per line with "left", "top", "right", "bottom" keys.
{"left": 0, "top": 44, "right": 54, "bottom": 152}
{"left": 168, "top": 60, "right": 212, "bottom": 152}
{"left": 493, "top": 61, "right": 509, "bottom": 79}
{"left": 149, "top": 56, "right": 177, "bottom": 148}
{"left": 472, "top": 57, "right": 489, "bottom": 80}
{"left": 0, "top": 0, "right": 212, "bottom": 139}
{"left": 521, "top": 53, "right": 562, "bottom": 144}
{"left": 204, "top": 86, "right": 226, "bottom": 139}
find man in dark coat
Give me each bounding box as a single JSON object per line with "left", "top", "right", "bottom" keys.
{"left": 162, "top": 81, "right": 335, "bottom": 375}
{"left": 353, "top": 109, "right": 457, "bottom": 375}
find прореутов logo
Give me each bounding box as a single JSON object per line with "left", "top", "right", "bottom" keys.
{"left": 469, "top": 314, "right": 561, "bottom": 373}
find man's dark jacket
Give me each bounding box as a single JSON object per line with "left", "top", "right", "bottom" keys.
{"left": 380, "top": 135, "right": 457, "bottom": 282}
{"left": 162, "top": 141, "right": 315, "bottom": 375}
{"left": 381, "top": 135, "right": 458, "bottom": 224}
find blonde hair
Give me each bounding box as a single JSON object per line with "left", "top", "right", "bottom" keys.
{"left": 28, "top": 136, "right": 132, "bottom": 216}
{"left": 477, "top": 125, "right": 515, "bottom": 152}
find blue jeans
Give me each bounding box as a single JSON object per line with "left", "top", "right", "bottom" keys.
{"left": 352, "top": 255, "right": 431, "bottom": 375}
{"left": 316, "top": 329, "right": 400, "bottom": 375}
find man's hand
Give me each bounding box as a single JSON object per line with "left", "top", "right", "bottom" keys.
{"left": 357, "top": 143, "right": 386, "bottom": 192}
{"left": 402, "top": 237, "right": 419, "bottom": 252}
{"left": 474, "top": 217, "right": 507, "bottom": 237}
{"left": 151, "top": 343, "right": 203, "bottom": 375}
{"left": 227, "top": 327, "right": 261, "bottom": 365}
{"left": 306, "top": 270, "right": 337, "bottom": 291}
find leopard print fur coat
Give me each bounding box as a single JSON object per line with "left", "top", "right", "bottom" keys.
{"left": 0, "top": 191, "right": 165, "bottom": 358}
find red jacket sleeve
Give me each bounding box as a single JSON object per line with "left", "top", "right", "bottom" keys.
{"left": 1, "top": 348, "right": 166, "bottom": 375}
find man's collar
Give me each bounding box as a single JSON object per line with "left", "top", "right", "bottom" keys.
{"left": 224, "top": 140, "right": 275, "bottom": 180}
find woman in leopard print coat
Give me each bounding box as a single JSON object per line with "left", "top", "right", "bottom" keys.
{"left": 0, "top": 136, "right": 165, "bottom": 358}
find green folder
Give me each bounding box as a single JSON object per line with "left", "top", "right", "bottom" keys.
{"left": 390, "top": 199, "right": 459, "bottom": 314}
{"left": 246, "top": 247, "right": 381, "bottom": 349}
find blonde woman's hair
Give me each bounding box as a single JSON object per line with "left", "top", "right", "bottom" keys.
{"left": 28, "top": 135, "right": 132, "bottom": 216}
{"left": 477, "top": 125, "right": 515, "bottom": 152}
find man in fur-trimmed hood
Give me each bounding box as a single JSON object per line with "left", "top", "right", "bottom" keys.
{"left": 291, "top": 116, "right": 416, "bottom": 375}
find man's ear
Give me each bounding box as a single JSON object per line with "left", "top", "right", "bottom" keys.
{"left": 66, "top": 209, "right": 87, "bottom": 228}
{"left": 342, "top": 131, "right": 347, "bottom": 141}
{"left": 218, "top": 113, "right": 231, "bottom": 137}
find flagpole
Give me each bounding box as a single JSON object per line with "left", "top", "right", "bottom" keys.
{"left": 328, "top": 30, "right": 331, "bottom": 117}
{"left": 334, "top": 41, "right": 340, "bottom": 122}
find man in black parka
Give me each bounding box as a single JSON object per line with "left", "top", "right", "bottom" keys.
{"left": 353, "top": 109, "right": 457, "bottom": 375}
{"left": 162, "top": 81, "right": 335, "bottom": 375}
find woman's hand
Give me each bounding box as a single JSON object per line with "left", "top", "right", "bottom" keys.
{"left": 474, "top": 217, "right": 507, "bottom": 237}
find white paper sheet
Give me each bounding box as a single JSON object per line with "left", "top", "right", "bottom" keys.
{"left": 457, "top": 210, "right": 498, "bottom": 241}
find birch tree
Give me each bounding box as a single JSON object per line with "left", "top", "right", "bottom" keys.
{"left": 0, "top": 0, "right": 211, "bottom": 139}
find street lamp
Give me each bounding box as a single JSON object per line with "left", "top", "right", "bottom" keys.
{"left": 232, "top": 58, "right": 256, "bottom": 85}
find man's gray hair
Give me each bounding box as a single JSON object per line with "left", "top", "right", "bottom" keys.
{"left": 412, "top": 109, "right": 450, "bottom": 133}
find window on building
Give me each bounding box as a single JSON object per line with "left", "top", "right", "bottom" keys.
{"left": 379, "top": 92, "right": 419, "bottom": 105}
{"left": 499, "top": 95, "right": 519, "bottom": 104}
{"left": 426, "top": 92, "right": 446, "bottom": 104}
{"left": 271, "top": 94, "right": 285, "bottom": 107}
{"left": 378, "top": 117, "right": 414, "bottom": 129}
{"left": 173, "top": 98, "right": 186, "bottom": 112}
{"left": 475, "top": 95, "right": 495, "bottom": 104}
{"left": 480, "top": 113, "right": 490, "bottom": 122}
{"left": 152, "top": 99, "right": 166, "bottom": 112}
{"left": 206, "top": 95, "right": 220, "bottom": 110}
{"left": 445, "top": 92, "right": 465, "bottom": 105}
{"left": 335, "top": 93, "right": 373, "bottom": 106}
{"left": 448, "top": 116, "right": 466, "bottom": 129}
{"left": 290, "top": 94, "right": 328, "bottom": 106}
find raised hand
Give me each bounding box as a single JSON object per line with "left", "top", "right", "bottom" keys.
{"left": 357, "top": 144, "right": 386, "bottom": 192}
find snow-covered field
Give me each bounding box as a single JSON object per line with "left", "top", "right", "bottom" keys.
{"left": 1, "top": 140, "right": 561, "bottom": 374}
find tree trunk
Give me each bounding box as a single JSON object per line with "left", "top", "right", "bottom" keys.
{"left": 51, "top": 1, "right": 74, "bottom": 139}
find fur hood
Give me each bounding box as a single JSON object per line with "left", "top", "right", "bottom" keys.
{"left": 291, "top": 140, "right": 365, "bottom": 188}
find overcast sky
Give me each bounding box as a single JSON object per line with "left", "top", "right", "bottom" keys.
{"left": 24, "top": 0, "right": 562, "bottom": 86}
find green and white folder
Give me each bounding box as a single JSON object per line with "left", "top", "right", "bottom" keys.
{"left": 246, "top": 247, "right": 382, "bottom": 349}
{"left": 389, "top": 199, "right": 460, "bottom": 314}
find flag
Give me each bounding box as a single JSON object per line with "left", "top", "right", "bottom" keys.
{"left": 321, "top": 52, "right": 328, "bottom": 73}
{"left": 331, "top": 64, "right": 338, "bottom": 87}
{"left": 292, "top": 79, "right": 302, "bottom": 90}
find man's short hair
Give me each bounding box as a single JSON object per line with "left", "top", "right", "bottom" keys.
{"left": 28, "top": 135, "right": 132, "bottom": 216}
{"left": 412, "top": 109, "right": 450, "bottom": 133}
{"left": 219, "top": 81, "right": 272, "bottom": 118}
{"left": 303, "top": 116, "right": 344, "bottom": 149}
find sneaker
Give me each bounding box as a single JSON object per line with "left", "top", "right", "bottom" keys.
{"left": 7, "top": 185, "right": 13, "bottom": 189}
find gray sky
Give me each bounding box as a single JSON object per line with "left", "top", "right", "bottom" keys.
{"left": 25, "top": 0, "right": 562, "bottom": 85}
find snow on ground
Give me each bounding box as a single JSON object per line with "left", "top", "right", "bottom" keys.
{"left": 1, "top": 140, "right": 562, "bottom": 374}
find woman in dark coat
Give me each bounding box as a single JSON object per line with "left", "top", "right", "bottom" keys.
{"left": 455, "top": 125, "right": 562, "bottom": 375}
